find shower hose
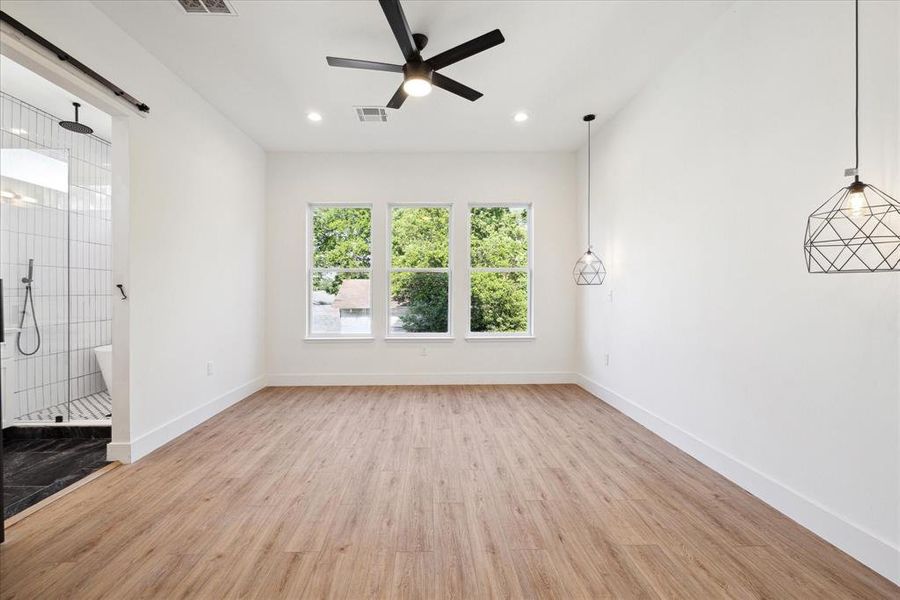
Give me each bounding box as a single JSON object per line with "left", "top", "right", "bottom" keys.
{"left": 16, "top": 284, "right": 41, "bottom": 356}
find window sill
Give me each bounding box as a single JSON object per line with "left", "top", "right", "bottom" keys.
{"left": 385, "top": 336, "right": 455, "bottom": 342}
{"left": 305, "top": 336, "right": 375, "bottom": 342}
{"left": 465, "top": 335, "right": 535, "bottom": 342}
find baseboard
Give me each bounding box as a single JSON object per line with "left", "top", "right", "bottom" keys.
{"left": 106, "top": 375, "right": 267, "bottom": 464}
{"left": 267, "top": 371, "right": 576, "bottom": 386}
{"left": 574, "top": 374, "right": 900, "bottom": 586}
{"left": 105, "top": 441, "right": 132, "bottom": 464}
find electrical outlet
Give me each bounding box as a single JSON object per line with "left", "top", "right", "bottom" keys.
{"left": 420, "top": 346, "right": 428, "bottom": 357}
{"left": 604, "top": 353, "right": 610, "bottom": 366}
{"left": 206, "top": 361, "right": 214, "bottom": 376}
{"left": 608, "top": 290, "right": 614, "bottom": 303}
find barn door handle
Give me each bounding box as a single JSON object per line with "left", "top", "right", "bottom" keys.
{"left": 116, "top": 284, "right": 128, "bottom": 300}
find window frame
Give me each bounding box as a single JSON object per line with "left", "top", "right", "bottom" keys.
{"left": 466, "top": 202, "right": 534, "bottom": 339}
{"left": 306, "top": 203, "right": 374, "bottom": 340}
{"left": 385, "top": 202, "right": 454, "bottom": 340}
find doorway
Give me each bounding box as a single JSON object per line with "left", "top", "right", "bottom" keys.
{"left": 1, "top": 58, "right": 117, "bottom": 521}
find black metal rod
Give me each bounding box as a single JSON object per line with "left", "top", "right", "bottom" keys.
{"left": 0, "top": 11, "right": 150, "bottom": 114}
{"left": 854, "top": 0, "right": 859, "bottom": 173}
{"left": 587, "top": 118, "right": 591, "bottom": 248}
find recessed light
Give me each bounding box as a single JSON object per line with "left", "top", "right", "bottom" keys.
{"left": 10, "top": 128, "right": 28, "bottom": 135}
{"left": 513, "top": 111, "right": 529, "bottom": 123}
{"left": 307, "top": 112, "right": 323, "bottom": 122}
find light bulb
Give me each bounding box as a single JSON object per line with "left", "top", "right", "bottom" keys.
{"left": 307, "top": 112, "right": 323, "bottom": 122}
{"left": 846, "top": 184, "right": 868, "bottom": 218}
{"left": 403, "top": 78, "right": 432, "bottom": 97}
{"left": 514, "top": 111, "right": 529, "bottom": 123}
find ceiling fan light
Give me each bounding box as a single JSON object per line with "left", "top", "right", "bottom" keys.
{"left": 403, "top": 77, "right": 432, "bottom": 97}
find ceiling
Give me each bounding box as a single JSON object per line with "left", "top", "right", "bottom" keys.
{"left": 0, "top": 55, "right": 113, "bottom": 141}
{"left": 94, "top": 0, "right": 732, "bottom": 152}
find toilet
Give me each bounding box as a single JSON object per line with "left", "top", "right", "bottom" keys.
{"left": 94, "top": 345, "right": 112, "bottom": 391}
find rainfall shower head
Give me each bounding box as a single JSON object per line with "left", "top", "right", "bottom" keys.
{"left": 59, "top": 102, "right": 93, "bottom": 135}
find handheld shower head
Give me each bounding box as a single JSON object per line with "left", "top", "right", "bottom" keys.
{"left": 16, "top": 257, "right": 41, "bottom": 355}
{"left": 21, "top": 258, "right": 34, "bottom": 285}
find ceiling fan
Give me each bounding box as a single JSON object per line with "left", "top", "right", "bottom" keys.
{"left": 326, "top": 0, "right": 505, "bottom": 109}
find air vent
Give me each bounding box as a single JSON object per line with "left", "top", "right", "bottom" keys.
{"left": 202, "top": 0, "right": 233, "bottom": 14}
{"left": 176, "top": 0, "right": 236, "bottom": 15}
{"left": 356, "top": 107, "right": 388, "bottom": 123}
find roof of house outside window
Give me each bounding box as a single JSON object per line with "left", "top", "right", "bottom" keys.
{"left": 332, "top": 278, "right": 370, "bottom": 310}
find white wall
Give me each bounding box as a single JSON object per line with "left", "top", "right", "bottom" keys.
{"left": 576, "top": 0, "right": 900, "bottom": 583}
{"left": 267, "top": 152, "right": 577, "bottom": 384}
{"left": 2, "top": 1, "right": 268, "bottom": 460}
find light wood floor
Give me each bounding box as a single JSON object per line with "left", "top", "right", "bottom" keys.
{"left": 2, "top": 385, "right": 896, "bottom": 599}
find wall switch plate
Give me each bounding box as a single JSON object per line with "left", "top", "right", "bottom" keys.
{"left": 206, "top": 361, "right": 214, "bottom": 376}
{"left": 420, "top": 346, "right": 428, "bottom": 357}
{"left": 604, "top": 353, "right": 610, "bottom": 366}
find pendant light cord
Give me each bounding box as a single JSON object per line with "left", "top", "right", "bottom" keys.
{"left": 854, "top": 0, "right": 859, "bottom": 174}
{"left": 587, "top": 118, "right": 591, "bottom": 248}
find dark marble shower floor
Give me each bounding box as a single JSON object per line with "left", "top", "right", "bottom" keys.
{"left": 3, "top": 426, "right": 111, "bottom": 519}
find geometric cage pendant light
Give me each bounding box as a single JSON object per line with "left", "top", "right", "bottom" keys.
{"left": 804, "top": 0, "right": 900, "bottom": 273}
{"left": 573, "top": 114, "right": 607, "bottom": 285}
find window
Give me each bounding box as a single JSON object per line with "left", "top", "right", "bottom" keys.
{"left": 308, "top": 205, "right": 372, "bottom": 337}
{"left": 468, "top": 205, "right": 532, "bottom": 336}
{"left": 388, "top": 205, "right": 451, "bottom": 336}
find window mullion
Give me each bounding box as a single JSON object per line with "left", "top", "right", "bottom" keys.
{"left": 312, "top": 267, "right": 372, "bottom": 273}
{"left": 470, "top": 267, "right": 528, "bottom": 273}
{"left": 390, "top": 267, "right": 449, "bottom": 273}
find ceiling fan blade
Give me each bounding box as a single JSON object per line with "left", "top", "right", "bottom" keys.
{"left": 426, "top": 29, "right": 505, "bottom": 71}
{"left": 432, "top": 72, "right": 483, "bottom": 102}
{"left": 326, "top": 57, "right": 404, "bottom": 72}
{"left": 386, "top": 85, "right": 408, "bottom": 109}
{"left": 379, "top": 0, "right": 418, "bottom": 61}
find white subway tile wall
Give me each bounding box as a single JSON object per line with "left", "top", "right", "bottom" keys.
{"left": 0, "top": 92, "right": 112, "bottom": 421}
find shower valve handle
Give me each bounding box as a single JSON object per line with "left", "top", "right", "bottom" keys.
{"left": 116, "top": 284, "right": 128, "bottom": 300}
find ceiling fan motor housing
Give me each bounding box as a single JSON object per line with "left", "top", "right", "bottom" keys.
{"left": 403, "top": 61, "right": 432, "bottom": 83}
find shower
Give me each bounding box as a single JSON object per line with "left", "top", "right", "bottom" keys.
{"left": 58, "top": 102, "right": 93, "bottom": 135}
{"left": 1, "top": 91, "right": 113, "bottom": 424}
{"left": 16, "top": 258, "right": 40, "bottom": 356}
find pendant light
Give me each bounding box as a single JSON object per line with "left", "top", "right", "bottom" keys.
{"left": 573, "top": 114, "right": 607, "bottom": 285}
{"left": 804, "top": 0, "right": 900, "bottom": 273}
